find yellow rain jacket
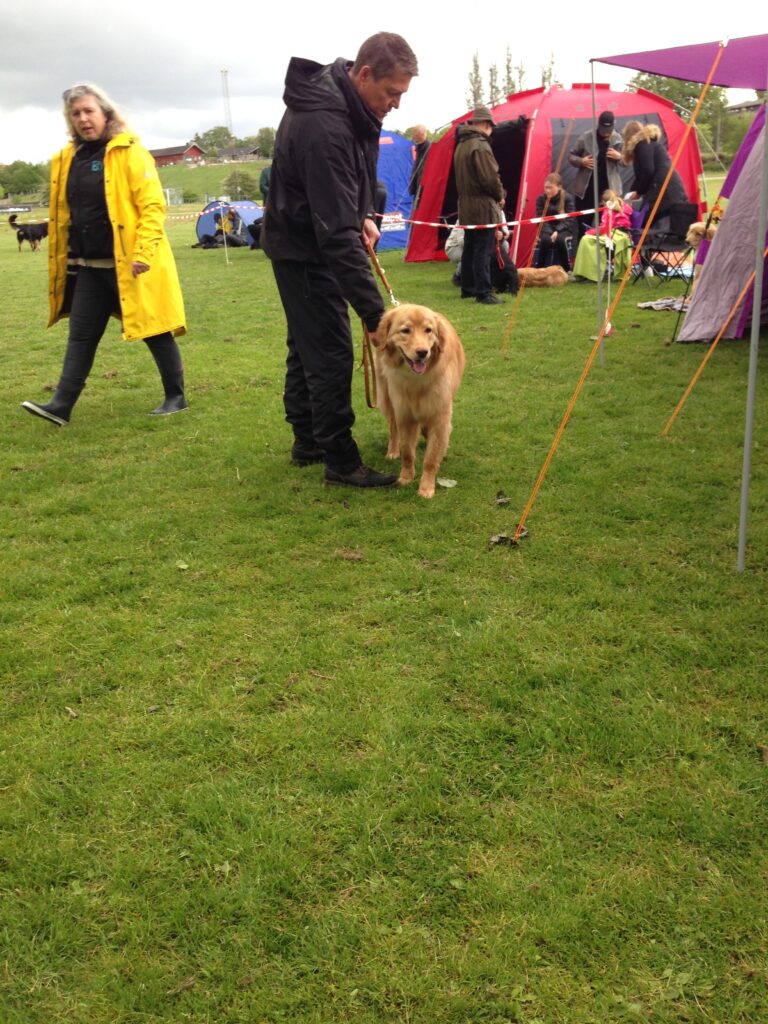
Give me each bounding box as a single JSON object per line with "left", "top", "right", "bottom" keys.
{"left": 48, "top": 133, "right": 186, "bottom": 342}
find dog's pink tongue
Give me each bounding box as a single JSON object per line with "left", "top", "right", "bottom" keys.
{"left": 411, "top": 361, "right": 427, "bottom": 375}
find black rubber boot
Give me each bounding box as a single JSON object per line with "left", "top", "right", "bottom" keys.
{"left": 21, "top": 388, "right": 81, "bottom": 426}
{"left": 145, "top": 335, "right": 189, "bottom": 416}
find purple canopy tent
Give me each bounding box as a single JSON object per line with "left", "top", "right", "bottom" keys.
{"left": 678, "top": 105, "right": 767, "bottom": 343}
{"left": 593, "top": 36, "right": 768, "bottom": 571}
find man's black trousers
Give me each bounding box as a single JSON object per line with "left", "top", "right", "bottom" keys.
{"left": 271, "top": 259, "right": 362, "bottom": 474}
{"left": 460, "top": 227, "right": 495, "bottom": 300}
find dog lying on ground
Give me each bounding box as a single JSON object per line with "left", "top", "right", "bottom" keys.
{"left": 517, "top": 265, "right": 568, "bottom": 287}
{"left": 374, "top": 303, "right": 465, "bottom": 499}
{"left": 8, "top": 213, "right": 49, "bottom": 252}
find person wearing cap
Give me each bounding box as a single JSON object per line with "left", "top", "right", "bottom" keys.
{"left": 453, "top": 105, "right": 505, "bottom": 305}
{"left": 568, "top": 110, "right": 623, "bottom": 238}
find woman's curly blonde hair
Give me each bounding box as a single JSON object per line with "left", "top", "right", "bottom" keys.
{"left": 62, "top": 83, "right": 129, "bottom": 143}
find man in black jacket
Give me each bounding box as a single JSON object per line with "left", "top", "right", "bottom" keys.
{"left": 262, "top": 32, "right": 418, "bottom": 488}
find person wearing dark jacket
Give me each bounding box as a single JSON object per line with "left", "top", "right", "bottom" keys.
{"left": 534, "top": 173, "right": 576, "bottom": 271}
{"left": 453, "top": 106, "right": 505, "bottom": 305}
{"left": 262, "top": 32, "right": 418, "bottom": 487}
{"left": 408, "top": 124, "right": 430, "bottom": 203}
{"left": 621, "top": 121, "right": 688, "bottom": 223}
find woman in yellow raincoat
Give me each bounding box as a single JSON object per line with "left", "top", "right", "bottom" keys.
{"left": 22, "top": 83, "right": 188, "bottom": 426}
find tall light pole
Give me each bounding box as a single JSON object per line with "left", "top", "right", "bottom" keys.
{"left": 221, "top": 69, "right": 232, "bottom": 134}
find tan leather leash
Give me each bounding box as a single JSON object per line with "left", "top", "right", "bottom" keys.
{"left": 361, "top": 240, "right": 400, "bottom": 409}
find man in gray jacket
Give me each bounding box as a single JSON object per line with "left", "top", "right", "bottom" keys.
{"left": 453, "top": 106, "right": 505, "bottom": 305}
{"left": 568, "top": 110, "right": 623, "bottom": 237}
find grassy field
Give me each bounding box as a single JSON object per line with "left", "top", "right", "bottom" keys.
{"left": 1, "top": 219, "right": 767, "bottom": 1024}
{"left": 157, "top": 160, "right": 272, "bottom": 203}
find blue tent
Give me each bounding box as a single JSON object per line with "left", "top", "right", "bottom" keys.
{"left": 195, "top": 200, "right": 263, "bottom": 244}
{"left": 376, "top": 131, "right": 415, "bottom": 251}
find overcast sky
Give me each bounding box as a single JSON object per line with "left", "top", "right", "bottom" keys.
{"left": 0, "top": 2, "right": 761, "bottom": 165}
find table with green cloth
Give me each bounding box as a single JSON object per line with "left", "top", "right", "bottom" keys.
{"left": 572, "top": 230, "right": 632, "bottom": 282}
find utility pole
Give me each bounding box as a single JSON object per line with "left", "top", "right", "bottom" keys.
{"left": 221, "top": 69, "right": 233, "bottom": 134}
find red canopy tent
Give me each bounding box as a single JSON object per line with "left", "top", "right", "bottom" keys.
{"left": 406, "top": 82, "right": 703, "bottom": 266}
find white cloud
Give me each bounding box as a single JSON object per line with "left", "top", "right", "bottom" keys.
{"left": 0, "top": 1, "right": 761, "bottom": 165}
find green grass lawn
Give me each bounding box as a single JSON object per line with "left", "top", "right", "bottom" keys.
{"left": 1, "top": 220, "right": 766, "bottom": 1024}
{"left": 157, "top": 160, "right": 271, "bottom": 203}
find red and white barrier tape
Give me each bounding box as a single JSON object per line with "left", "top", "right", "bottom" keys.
{"left": 409, "top": 207, "right": 601, "bottom": 231}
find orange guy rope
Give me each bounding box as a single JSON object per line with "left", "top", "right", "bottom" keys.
{"left": 511, "top": 44, "right": 726, "bottom": 544}
{"left": 502, "top": 118, "right": 576, "bottom": 354}
{"left": 661, "top": 248, "right": 768, "bottom": 436}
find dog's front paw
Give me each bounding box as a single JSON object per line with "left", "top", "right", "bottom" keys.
{"left": 398, "top": 472, "right": 415, "bottom": 486}
{"left": 385, "top": 447, "right": 399, "bottom": 459}
{"left": 417, "top": 483, "right": 436, "bottom": 499}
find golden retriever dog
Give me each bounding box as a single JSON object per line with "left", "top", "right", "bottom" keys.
{"left": 374, "top": 304, "right": 465, "bottom": 499}
{"left": 685, "top": 220, "right": 717, "bottom": 248}
{"left": 685, "top": 221, "right": 717, "bottom": 296}
{"left": 517, "top": 265, "right": 568, "bottom": 287}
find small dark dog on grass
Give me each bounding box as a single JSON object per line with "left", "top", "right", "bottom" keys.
{"left": 9, "top": 213, "right": 49, "bottom": 252}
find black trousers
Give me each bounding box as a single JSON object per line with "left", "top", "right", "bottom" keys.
{"left": 536, "top": 233, "right": 573, "bottom": 272}
{"left": 460, "top": 227, "right": 495, "bottom": 299}
{"left": 58, "top": 266, "right": 181, "bottom": 395}
{"left": 271, "top": 259, "right": 361, "bottom": 474}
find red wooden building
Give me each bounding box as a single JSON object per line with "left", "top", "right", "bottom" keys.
{"left": 150, "top": 143, "right": 206, "bottom": 167}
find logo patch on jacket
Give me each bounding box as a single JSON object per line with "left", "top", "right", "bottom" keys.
{"left": 91, "top": 160, "right": 103, "bottom": 172}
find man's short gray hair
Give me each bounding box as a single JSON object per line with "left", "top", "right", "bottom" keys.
{"left": 351, "top": 32, "right": 418, "bottom": 80}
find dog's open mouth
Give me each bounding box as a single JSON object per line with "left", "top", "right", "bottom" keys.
{"left": 400, "top": 350, "right": 429, "bottom": 375}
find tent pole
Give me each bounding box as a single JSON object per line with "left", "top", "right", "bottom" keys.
{"left": 590, "top": 64, "right": 604, "bottom": 366}
{"left": 736, "top": 85, "right": 768, "bottom": 571}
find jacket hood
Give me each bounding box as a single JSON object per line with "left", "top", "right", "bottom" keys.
{"left": 622, "top": 123, "right": 661, "bottom": 163}
{"left": 283, "top": 56, "right": 381, "bottom": 141}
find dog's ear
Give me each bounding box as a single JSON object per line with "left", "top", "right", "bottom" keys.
{"left": 433, "top": 313, "right": 456, "bottom": 352}
{"left": 373, "top": 308, "right": 396, "bottom": 348}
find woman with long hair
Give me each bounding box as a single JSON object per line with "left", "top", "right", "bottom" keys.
{"left": 534, "top": 172, "right": 576, "bottom": 272}
{"left": 621, "top": 119, "right": 688, "bottom": 223}
{"left": 22, "top": 83, "right": 187, "bottom": 426}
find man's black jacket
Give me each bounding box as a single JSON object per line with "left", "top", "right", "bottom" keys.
{"left": 262, "top": 57, "right": 385, "bottom": 330}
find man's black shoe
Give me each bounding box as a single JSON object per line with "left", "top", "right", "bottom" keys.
{"left": 291, "top": 443, "right": 324, "bottom": 467}
{"left": 324, "top": 464, "right": 398, "bottom": 488}
{"left": 476, "top": 294, "right": 506, "bottom": 305}
{"left": 460, "top": 290, "right": 475, "bottom": 299}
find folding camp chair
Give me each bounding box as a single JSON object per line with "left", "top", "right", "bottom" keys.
{"left": 638, "top": 201, "right": 698, "bottom": 285}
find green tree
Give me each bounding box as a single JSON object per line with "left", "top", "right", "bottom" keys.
{"left": 541, "top": 54, "right": 555, "bottom": 89}
{"left": 222, "top": 169, "right": 258, "bottom": 199}
{"left": 193, "top": 126, "right": 237, "bottom": 156}
{"left": 488, "top": 64, "right": 501, "bottom": 107}
{"left": 504, "top": 48, "right": 516, "bottom": 97}
{"left": 0, "top": 160, "right": 47, "bottom": 196}
{"left": 627, "top": 72, "right": 728, "bottom": 156}
{"left": 256, "top": 127, "right": 276, "bottom": 159}
{"left": 467, "top": 52, "right": 483, "bottom": 109}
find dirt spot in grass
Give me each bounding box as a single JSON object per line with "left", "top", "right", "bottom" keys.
{"left": 334, "top": 547, "right": 364, "bottom": 561}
